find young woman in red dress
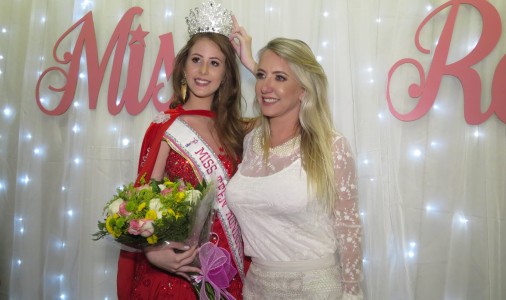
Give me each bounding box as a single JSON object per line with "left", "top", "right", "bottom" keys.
{"left": 116, "top": 1, "right": 256, "bottom": 299}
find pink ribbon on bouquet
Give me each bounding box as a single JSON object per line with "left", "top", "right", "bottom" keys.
{"left": 196, "top": 242, "right": 237, "bottom": 300}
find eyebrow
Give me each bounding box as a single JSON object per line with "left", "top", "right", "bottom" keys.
{"left": 257, "top": 67, "right": 289, "bottom": 77}
{"left": 190, "top": 53, "right": 224, "bottom": 62}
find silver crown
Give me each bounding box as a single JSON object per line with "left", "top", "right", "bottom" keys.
{"left": 186, "top": 0, "right": 233, "bottom": 37}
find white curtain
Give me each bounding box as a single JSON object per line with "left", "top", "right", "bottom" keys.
{"left": 1, "top": 0, "right": 504, "bottom": 299}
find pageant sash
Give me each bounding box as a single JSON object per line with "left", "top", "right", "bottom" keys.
{"left": 164, "top": 118, "right": 245, "bottom": 280}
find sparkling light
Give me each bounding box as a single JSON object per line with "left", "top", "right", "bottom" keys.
{"left": 60, "top": 294, "right": 66, "bottom": 299}
{"left": 407, "top": 251, "right": 415, "bottom": 258}
{"left": 21, "top": 175, "right": 30, "bottom": 184}
{"left": 426, "top": 5, "right": 433, "bottom": 11}
{"left": 459, "top": 216, "right": 469, "bottom": 224}
{"left": 67, "top": 210, "right": 74, "bottom": 217}
{"left": 165, "top": 10, "right": 173, "bottom": 17}
{"left": 409, "top": 242, "right": 417, "bottom": 248}
{"left": 74, "top": 102, "right": 80, "bottom": 108}
{"left": 34, "top": 147, "right": 42, "bottom": 155}
{"left": 3, "top": 106, "right": 12, "bottom": 117}
{"left": 316, "top": 56, "right": 323, "bottom": 62}
{"left": 41, "top": 17, "right": 46, "bottom": 23}
{"left": 426, "top": 205, "right": 434, "bottom": 211}
{"left": 412, "top": 149, "right": 422, "bottom": 158}
{"left": 0, "top": 55, "right": 4, "bottom": 59}
{"left": 122, "top": 138, "right": 130, "bottom": 146}
{"left": 473, "top": 129, "right": 480, "bottom": 138}
{"left": 20, "top": 227, "right": 24, "bottom": 234}
{"left": 61, "top": 186, "right": 66, "bottom": 191}
{"left": 378, "top": 113, "right": 384, "bottom": 120}
{"left": 2, "top": 28, "right": 6, "bottom": 33}
{"left": 79, "top": 72, "right": 86, "bottom": 79}
{"left": 72, "top": 124, "right": 80, "bottom": 133}
{"left": 74, "top": 157, "right": 81, "bottom": 164}
{"left": 17, "top": 259, "right": 22, "bottom": 265}
{"left": 376, "top": 18, "right": 382, "bottom": 23}
{"left": 323, "top": 11, "right": 329, "bottom": 17}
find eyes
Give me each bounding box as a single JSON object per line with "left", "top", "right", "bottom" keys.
{"left": 255, "top": 71, "right": 287, "bottom": 82}
{"left": 190, "top": 56, "right": 221, "bottom": 67}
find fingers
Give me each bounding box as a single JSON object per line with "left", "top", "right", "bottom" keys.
{"left": 232, "top": 15, "right": 239, "bottom": 29}
{"left": 161, "top": 241, "right": 190, "bottom": 251}
{"left": 144, "top": 245, "right": 199, "bottom": 273}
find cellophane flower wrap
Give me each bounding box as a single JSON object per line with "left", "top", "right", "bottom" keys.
{"left": 92, "top": 177, "right": 214, "bottom": 250}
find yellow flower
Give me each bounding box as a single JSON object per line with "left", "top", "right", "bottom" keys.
{"left": 167, "top": 208, "right": 176, "bottom": 217}
{"left": 176, "top": 191, "right": 186, "bottom": 202}
{"left": 145, "top": 209, "right": 157, "bottom": 220}
{"left": 106, "top": 216, "right": 120, "bottom": 238}
{"left": 147, "top": 234, "right": 158, "bottom": 244}
{"left": 137, "top": 202, "right": 146, "bottom": 212}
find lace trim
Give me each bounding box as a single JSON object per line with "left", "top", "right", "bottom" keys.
{"left": 252, "top": 127, "right": 301, "bottom": 157}
{"left": 153, "top": 111, "right": 171, "bottom": 124}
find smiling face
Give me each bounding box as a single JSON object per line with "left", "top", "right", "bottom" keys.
{"left": 184, "top": 37, "right": 226, "bottom": 103}
{"left": 255, "top": 50, "right": 305, "bottom": 125}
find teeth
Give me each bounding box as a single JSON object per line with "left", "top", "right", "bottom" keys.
{"left": 263, "top": 98, "right": 278, "bottom": 103}
{"left": 195, "top": 79, "right": 209, "bottom": 84}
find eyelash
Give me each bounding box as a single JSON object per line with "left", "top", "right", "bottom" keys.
{"left": 255, "top": 72, "right": 286, "bottom": 81}
{"left": 190, "top": 57, "right": 220, "bottom": 67}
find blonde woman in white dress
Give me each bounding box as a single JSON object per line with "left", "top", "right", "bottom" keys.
{"left": 226, "top": 37, "right": 364, "bottom": 300}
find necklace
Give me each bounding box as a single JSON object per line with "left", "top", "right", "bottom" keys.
{"left": 252, "top": 127, "right": 301, "bottom": 157}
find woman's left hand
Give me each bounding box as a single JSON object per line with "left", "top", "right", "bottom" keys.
{"left": 229, "top": 15, "right": 256, "bottom": 74}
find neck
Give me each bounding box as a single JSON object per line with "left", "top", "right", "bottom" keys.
{"left": 183, "top": 96, "right": 213, "bottom": 111}
{"left": 268, "top": 118, "right": 300, "bottom": 147}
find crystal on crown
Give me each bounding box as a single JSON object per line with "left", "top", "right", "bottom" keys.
{"left": 186, "top": 0, "right": 233, "bottom": 37}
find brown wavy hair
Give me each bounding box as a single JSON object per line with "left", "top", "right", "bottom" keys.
{"left": 170, "top": 33, "right": 245, "bottom": 168}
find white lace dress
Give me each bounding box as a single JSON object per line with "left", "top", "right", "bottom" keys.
{"left": 226, "top": 127, "right": 363, "bottom": 300}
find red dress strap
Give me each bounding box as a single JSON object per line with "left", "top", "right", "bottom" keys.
{"left": 134, "top": 105, "right": 214, "bottom": 186}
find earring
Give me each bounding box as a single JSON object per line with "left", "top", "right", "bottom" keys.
{"left": 181, "top": 75, "right": 188, "bottom": 102}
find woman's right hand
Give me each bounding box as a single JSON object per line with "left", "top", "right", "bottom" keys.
{"left": 144, "top": 242, "right": 201, "bottom": 281}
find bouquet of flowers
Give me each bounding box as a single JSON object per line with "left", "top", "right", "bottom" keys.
{"left": 93, "top": 177, "right": 237, "bottom": 299}
{"left": 92, "top": 177, "right": 214, "bottom": 250}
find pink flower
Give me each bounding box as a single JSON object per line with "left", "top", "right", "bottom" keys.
{"left": 118, "top": 201, "right": 131, "bottom": 217}
{"left": 127, "top": 219, "right": 154, "bottom": 237}
{"left": 161, "top": 187, "right": 173, "bottom": 195}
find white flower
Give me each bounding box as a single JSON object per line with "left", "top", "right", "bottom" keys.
{"left": 107, "top": 198, "right": 124, "bottom": 216}
{"left": 140, "top": 220, "right": 155, "bottom": 237}
{"left": 149, "top": 198, "right": 164, "bottom": 219}
{"left": 185, "top": 190, "right": 202, "bottom": 206}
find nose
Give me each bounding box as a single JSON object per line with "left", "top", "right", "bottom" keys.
{"left": 199, "top": 62, "right": 209, "bottom": 74}
{"left": 258, "top": 77, "right": 273, "bottom": 94}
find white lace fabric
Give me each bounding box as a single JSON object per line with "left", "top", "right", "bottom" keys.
{"left": 227, "top": 127, "right": 363, "bottom": 298}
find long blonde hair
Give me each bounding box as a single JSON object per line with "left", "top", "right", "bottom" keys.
{"left": 257, "top": 38, "right": 337, "bottom": 212}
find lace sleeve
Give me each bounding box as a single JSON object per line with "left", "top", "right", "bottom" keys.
{"left": 332, "top": 135, "right": 363, "bottom": 298}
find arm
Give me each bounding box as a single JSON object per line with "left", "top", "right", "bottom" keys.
{"left": 230, "top": 15, "right": 257, "bottom": 74}
{"left": 332, "top": 136, "right": 363, "bottom": 299}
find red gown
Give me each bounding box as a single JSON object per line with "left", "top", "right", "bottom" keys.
{"left": 117, "top": 107, "right": 248, "bottom": 299}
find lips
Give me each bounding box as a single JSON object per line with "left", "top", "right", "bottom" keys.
{"left": 262, "top": 98, "right": 279, "bottom": 103}
{"left": 194, "top": 78, "right": 210, "bottom": 86}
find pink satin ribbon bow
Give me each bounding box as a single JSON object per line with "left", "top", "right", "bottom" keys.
{"left": 196, "top": 242, "right": 237, "bottom": 300}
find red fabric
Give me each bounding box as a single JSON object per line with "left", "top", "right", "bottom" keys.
{"left": 134, "top": 106, "right": 214, "bottom": 187}
{"left": 117, "top": 108, "right": 246, "bottom": 299}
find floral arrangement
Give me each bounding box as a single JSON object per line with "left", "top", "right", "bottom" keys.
{"left": 92, "top": 177, "right": 213, "bottom": 249}
{"left": 93, "top": 177, "right": 237, "bottom": 300}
